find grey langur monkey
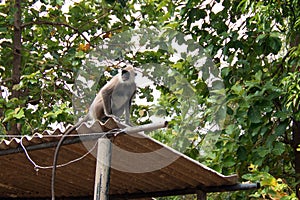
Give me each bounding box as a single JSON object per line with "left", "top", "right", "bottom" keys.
{"left": 51, "top": 66, "right": 136, "bottom": 200}
{"left": 89, "top": 65, "right": 136, "bottom": 125}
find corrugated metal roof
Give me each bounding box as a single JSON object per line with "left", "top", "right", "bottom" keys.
{"left": 0, "top": 119, "right": 240, "bottom": 199}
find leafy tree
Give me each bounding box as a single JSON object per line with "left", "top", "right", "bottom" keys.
{"left": 0, "top": 0, "right": 136, "bottom": 135}
{"left": 176, "top": 0, "right": 300, "bottom": 199}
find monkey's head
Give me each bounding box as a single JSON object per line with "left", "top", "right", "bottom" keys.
{"left": 121, "top": 69, "right": 130, "bottom": 81}
{"left": 121, "top": 66, "right": 135, "bottom": 82}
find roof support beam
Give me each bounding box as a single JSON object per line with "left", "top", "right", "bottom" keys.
{"left": 94, "top": 138, "right": 112, "bottom": 200}
{"left": 196, "top": 190, "right": 206, "bottom": 200}
{"left": 109, "top": 183, "right": 259, "bottom": 199}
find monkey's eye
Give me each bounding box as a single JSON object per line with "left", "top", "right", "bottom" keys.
{"left": 121, "top": 70, "right": 128, "bottom": 75}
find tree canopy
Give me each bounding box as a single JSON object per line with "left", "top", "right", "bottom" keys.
{"left": 0, "top": 0, "right": 300, "bottom": 199}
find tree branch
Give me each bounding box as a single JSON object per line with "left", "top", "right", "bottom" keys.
{"left": 9, "top": 0, "right": 22, "bottom": 136}
{"left": 21, "top": 20, "right": 92, "bottom": 46}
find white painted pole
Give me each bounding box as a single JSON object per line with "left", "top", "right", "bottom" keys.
{"left": 94, "top": 138, "right": 112, "bottom": 200}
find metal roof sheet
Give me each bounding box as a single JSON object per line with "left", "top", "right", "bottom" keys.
{"left": 0, "top": 120, "right": 241, "bottom": 199}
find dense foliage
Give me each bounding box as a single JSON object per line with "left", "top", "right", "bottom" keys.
{"left": 0, "top": 0, "right": 299, "bottom": 199}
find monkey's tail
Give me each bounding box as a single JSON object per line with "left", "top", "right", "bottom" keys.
{"left": 51, "top": 115, "right": 89, "bottom": 200}
{"left": 51, "top": 130, "right": 68, "bottom": 200}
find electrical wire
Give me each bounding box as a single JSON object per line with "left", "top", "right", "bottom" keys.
{"left": 18, "top": 128, "right": 121, "bottom": 172}
{"left": 20, "top": 136, "right": 98, "bottom": 171}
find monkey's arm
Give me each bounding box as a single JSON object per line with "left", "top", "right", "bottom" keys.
{"left": 125, "top": 89, "right": 136, "bottom": 125}
{"left": 124, "top": 101, "right": 131, "bottom": 125}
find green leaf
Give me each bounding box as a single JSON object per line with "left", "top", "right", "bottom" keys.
{"left": 156, "top": 0, "right": 167, "bottom": 11}
{"left": 237, "top": 146, "right": 247, "bottom": 161}
{"left": 268, "top": 36, "right": 282, "bottom": 54}
{"left": 248, "top": 106, "right": 261, "bottom": 123}
{"left": 254, "top": 70, "right": 262, "bottom": 81}
{"left": 242, "top": 173, "right": 261, "bottom": 182}
{"left": 75, "top": 51, "right": 85, "bottom": 58}
{"left": 256, "top": 147, "right": 270, "bottom": 157}
{"left": 3, "top": 109, "right": 14, "bottom": 123}
{"left": 256, "top": 33, "right": 266, "bottom": 43}
{"left": 56, "top": 0, "right": 64, "bottom": 6}
{"left": 231, "top": 84, "right": 244, "bottom": 95}
{"left": 223, "top": 155, "right": 236, "bottom": 167}
{"left": 221, "top": 67, "right": 230, "bottom": 78}
{"left": 274, "top": 122, "right": 288, "bottom": 137}
{"left": 272, "top": 142, "right": 285, "bottom": 156}
{"left": 14, "top": 108, "right": 25, "bottom": 119}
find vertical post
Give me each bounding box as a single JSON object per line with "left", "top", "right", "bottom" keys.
{"left": 94, "top": 138, "right": 112, "bottom": 200}
{"left": 196, "top": 190, "right": 207, "bottom": 200}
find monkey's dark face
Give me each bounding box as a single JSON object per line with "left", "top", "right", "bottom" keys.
{"left": 121, "top": 70, "right": 130, "bottom": 81}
